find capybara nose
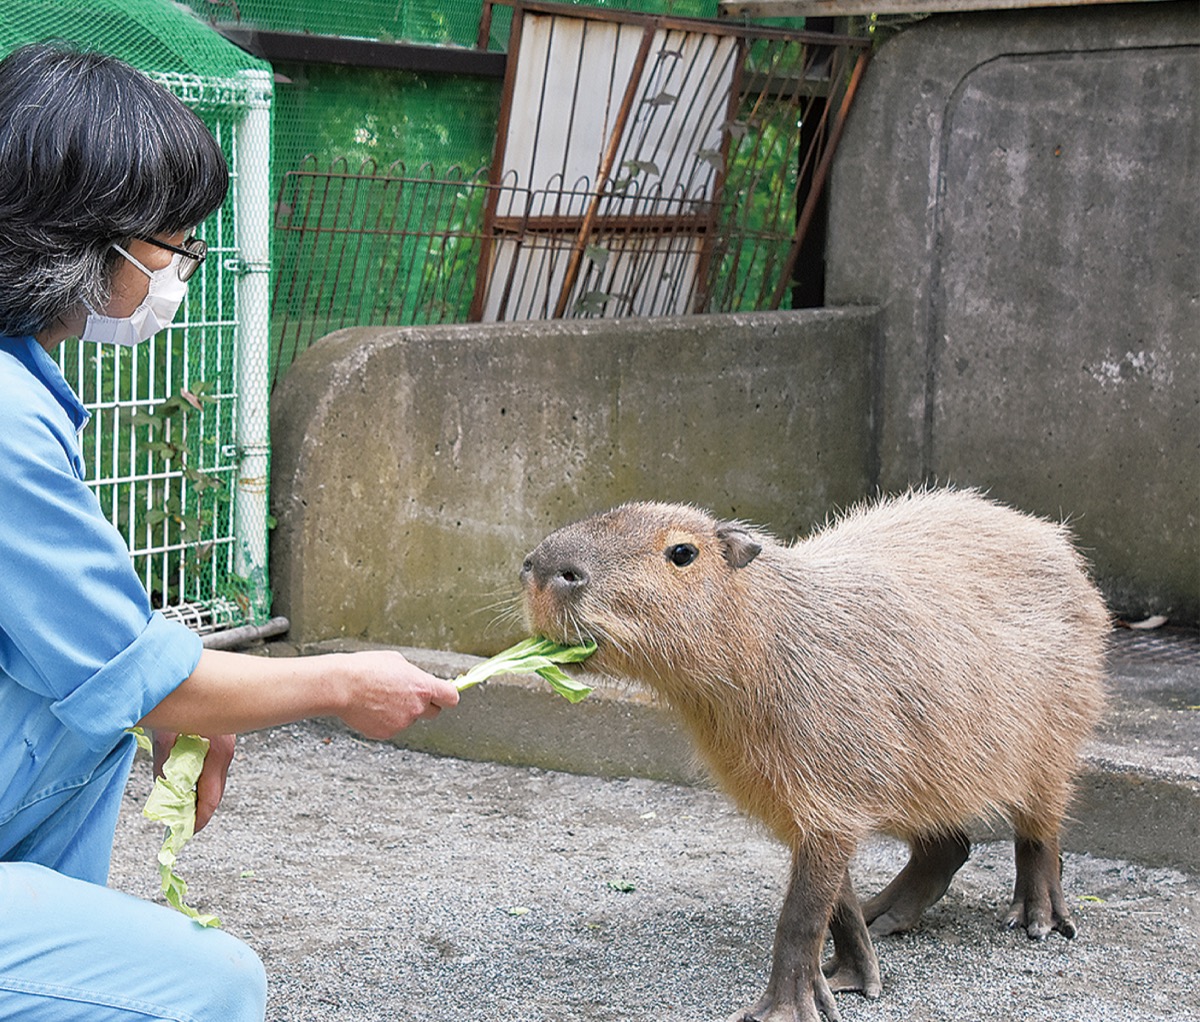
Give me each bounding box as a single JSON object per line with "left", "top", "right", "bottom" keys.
{"left": 521, "top": 550, "right": 589, "bottom": 593}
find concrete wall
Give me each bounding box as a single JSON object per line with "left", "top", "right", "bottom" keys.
{"left": 270, "top": 4, "right": 1197, "bottom": 641}
{"left": 826, "top": 2, "right": 1199, "bottom": 622}
{"left": 270, "top": 310, "right": 878, "bottom": 651}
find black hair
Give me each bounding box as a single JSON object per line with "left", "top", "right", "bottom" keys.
{"left": 0, "top": 42, "right": 229, "bottom": 336}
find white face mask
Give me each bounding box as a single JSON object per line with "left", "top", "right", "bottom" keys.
{"left": 79, "top": 244, "right": 189, "bottom": 346}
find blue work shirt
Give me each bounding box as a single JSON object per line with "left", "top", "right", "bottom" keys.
{"left": 0, "top": 335, "right": 202, "bottom": 874}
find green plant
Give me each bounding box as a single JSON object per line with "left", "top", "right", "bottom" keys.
{"left": 125, "top": 381, "right": 230, "bottom": 605}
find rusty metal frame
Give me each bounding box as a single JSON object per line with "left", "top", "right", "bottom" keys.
{"left": 472, "top": 0, "right": 872, "bottom": 321}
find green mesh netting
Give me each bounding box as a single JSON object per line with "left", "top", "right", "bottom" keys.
{"left": 270, "top": 62, "right": 500, "bottom": 186}
{"left": 0, "top": 0, "right": 268, "bottom": 79}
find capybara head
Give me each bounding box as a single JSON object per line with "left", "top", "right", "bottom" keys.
{"left": 520, "top": 502, "right": 775, "bottom": 686}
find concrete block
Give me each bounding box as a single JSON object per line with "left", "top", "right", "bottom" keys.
{"left": 270, "top": 309, "right": 878, "bottom": 651}
{"left": 826, "top": 2, "right": 1199, "bottom": 621}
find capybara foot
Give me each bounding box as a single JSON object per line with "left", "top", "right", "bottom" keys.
{"left": 822, "top": 952, "right": 882, "bottom": 999}
{"left": 862, "top": 829, "right": 971, "bottom": 936}
{"left": 727, "top": 972, "right": 842, "bottom": 1022}
{"left": 824, "top": 873, "right": 882, "bottom": 998}
{"left": 1006, "top": 836, "right": 1076, "bottom": 940}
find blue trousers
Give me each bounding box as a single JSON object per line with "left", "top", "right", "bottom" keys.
{"left": 0, "top": 738, "right": 266, "bottom": 1021}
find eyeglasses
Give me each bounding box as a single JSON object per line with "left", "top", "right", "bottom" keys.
{"left": 133, "top": 235, "right": 208, "bottom": 281}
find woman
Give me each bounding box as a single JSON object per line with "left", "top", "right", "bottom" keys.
{"left": 0, "top": 42, "right": 459, "bottom": 1020}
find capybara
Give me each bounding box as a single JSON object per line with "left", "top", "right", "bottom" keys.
{"left": 519, "top": 488, "right": 1109, "bottom": 1022}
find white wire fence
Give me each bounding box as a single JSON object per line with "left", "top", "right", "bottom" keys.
{"left": 56, "top": 71, "right": 274, "bottom": 634}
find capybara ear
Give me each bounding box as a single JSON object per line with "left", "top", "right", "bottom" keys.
{"left": 716, "top": 524, "right": 761, "bottom": 569}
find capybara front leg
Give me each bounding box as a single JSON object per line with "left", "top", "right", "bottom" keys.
{"left": 861, "top": 829, "right": 970, "bottom": 936}
{"left": 1006, "top": 835, "right": 1076, "bottom": 939}
{"left": 727, "top": 840, "right": 849, "bottom": 1022}
{"left": 821, "top": 867, "right": 882, "bottom": 999}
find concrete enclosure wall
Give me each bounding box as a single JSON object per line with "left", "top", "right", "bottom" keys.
{"left": 826, "top": 1, "right": 1199, "bottom": 621}
{"left": 270, "top": 4, "right": 1198, "bottom": 644}
{"left": 271, "top": 310, "right": 877, "bottom": 651}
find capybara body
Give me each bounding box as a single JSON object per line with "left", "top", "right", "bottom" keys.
{"left": 521, "top": 488, "right": 1109, "bottom": 1022}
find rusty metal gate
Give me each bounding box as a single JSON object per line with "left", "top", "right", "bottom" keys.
{"left": 473, "top": 1, "right": 870, "bottom": 321}
{"left": 269, "top": 3, "right": 870, "bottom": 383}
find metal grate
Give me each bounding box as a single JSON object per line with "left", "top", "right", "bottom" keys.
{"left": 271, "top": 160, "right": 493, "bottom": 380}
{"left": 58, "top": 157, "right": 241, "bottom": 617}
{"left": 55, "top": 79, "right": 274, "bottom": 629}
{"left": 1108, "top": 626, "right": 1200, "bottom": 667}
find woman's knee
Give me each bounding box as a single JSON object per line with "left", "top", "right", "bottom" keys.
{"left": 188, "top": 928, "right": 267, "bottom": 1022}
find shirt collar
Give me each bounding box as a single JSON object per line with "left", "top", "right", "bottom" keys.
{"left": 1, "top": 335, "right": 91, "bottom": 433}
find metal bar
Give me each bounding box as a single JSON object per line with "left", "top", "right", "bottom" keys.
{"left": 753, "top": 46, "right": 828, "bottom": 307}
{"left": 217, "top": 26, "right": 508, "bottom": 78}
{"left": 493, "top": 212, "right": 709, "bottom": 233}
{"left": 553, "top": 23, "right": 657, "bottom": 318}
{"left": 477, "top": 0, "right": 496, "bottom": 50}
{"left": 694, "top": 33, "right": 747, "bottom": 312}
{"left": 444, "top": 172, "right": 491, "bottom": 321}
{"left": 769, "top": 45, "right": 870, "bottom": 308}
{"left": 493, "top": 174, "right": 531, "bottom": 320}
{"left": 485, "top": 0, "right": 872, "bottom": 47}
{"left": 471, "top": 4, "right": 527, "bottom": 320}
{"left": 201, "top": 616, "right": 291, "bottom": 650}
{"left": 231, "top": 68, "right": 274, "bottom": 623}
{"left": 372, "top": 169, "right": 412, "bottom": 322}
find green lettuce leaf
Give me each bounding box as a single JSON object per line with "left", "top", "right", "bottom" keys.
{"left": 131, "top": 728, "right": 220, "bottom": 928}
{"left": 455, "top": 637, "right": 597, "bottom": 703}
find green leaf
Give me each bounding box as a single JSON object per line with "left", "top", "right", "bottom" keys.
{"left": 128, "top": 725, "right": 153, "bottom": 755}
{"left": 574, "top": 290, "right": 610, "bottom": 315}
{"left": 142, "top": 733, "right": 220, "bottom": 927}
{"left": 621, "top": 159, "right": 660, "bottom": 178}
{"left": 644, "top": 91, "right": 677, "bottom": 108}
{"left": 126, "top": 409, "right": 162, "bottom": 429}
{"left": 725, "top": 119, "right": 749, "bottom": 142}
{"left": 455, "top": 637, "right": 596, "bottom": 702}
{"left": 584, "top": 245, "right": 610, "bottom": 271}
{"left": 534, "top": 663, "right": 593, "bottom": 704}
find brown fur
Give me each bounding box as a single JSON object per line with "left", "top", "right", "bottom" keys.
{"left": 521, "top": 488, "right": 1109, "bottom": 1021}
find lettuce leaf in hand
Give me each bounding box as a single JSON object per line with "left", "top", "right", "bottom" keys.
{"left": 131, "top": 728, "right": 220, "bottom": 927}
{"left": 455, "top": 637, "right": 597, "bottom": 703}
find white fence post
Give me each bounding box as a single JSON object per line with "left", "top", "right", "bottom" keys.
{"left": 232, "top": 68, "right": 274, "bottom": 620}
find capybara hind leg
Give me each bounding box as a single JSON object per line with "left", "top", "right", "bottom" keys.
{"left": 822, "top": 868, "right": 882, "bottom": 999}
{"left": 727, "top": 840, "right": 850, "bottom": 1022}
{"left": 1006, "top": 835, "right": 1076, "bottom": 940}
{"left": 862, "top": 829, "right": 970, "bottom": 936}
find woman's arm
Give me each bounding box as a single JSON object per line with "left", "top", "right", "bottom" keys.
{"left": 139, "top": 647, "right": 459, "bottom": 740}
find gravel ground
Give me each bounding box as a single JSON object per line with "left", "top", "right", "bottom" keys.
{"left": 110, "top": 719, "right": 1200, "bottom": 1022}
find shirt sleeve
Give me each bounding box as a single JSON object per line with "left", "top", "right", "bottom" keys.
{"left": 0, "top": 387, "right": 202, "bottom": 752}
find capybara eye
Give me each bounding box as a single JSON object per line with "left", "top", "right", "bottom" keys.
{"left": 666, "top": 543, "right": 698, "bottom": 567}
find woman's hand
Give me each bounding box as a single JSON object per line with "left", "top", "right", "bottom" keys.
{"left": 152, "top": 730, "right": 236, "bottom": 832}
{"left": 193, "top": 733, "right": 235, "bottom": 832}
{"left": 331, "top": 649, "right": 460, "bottom": 740}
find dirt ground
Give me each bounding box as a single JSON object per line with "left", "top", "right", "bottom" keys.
{"left": 110, "top": 719, "right": 1200, "bottom": 1022}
